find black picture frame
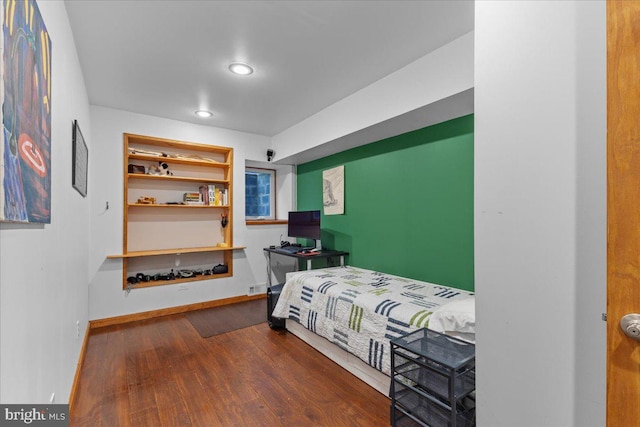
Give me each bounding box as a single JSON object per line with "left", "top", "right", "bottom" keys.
{"left": 72, "top": 120, "right": 88, "bottom": 197}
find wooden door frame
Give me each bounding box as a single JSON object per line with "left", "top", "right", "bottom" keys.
{"left": 607, "top": 1, "right": 640, "bottom": 425}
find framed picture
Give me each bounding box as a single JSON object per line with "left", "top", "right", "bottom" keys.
{"left": 72, "top": 120, "right": 88, "bottom": 197}
{"left": 323, "top": 165, "right": 344, "bottom": 215}
{"left": 0, "top": 0, "right": 52, "bottom": 223}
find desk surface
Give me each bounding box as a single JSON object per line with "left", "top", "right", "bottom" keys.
{"left": 263, "top": 247, "right": 349, "bottom": 259}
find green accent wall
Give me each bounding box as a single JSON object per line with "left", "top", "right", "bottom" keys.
{"left": 296, "top": 114, "right": 474, "bottom": 291}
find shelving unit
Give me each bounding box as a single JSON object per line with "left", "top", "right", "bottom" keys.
{"left": 108, "top": 133, "right": 244, "bottom": 289}
{"left": 126, "top": 203, "right": 230, "bottom": 208}
{"left": 390, "top": 328, "right": 476, "bottom": 427}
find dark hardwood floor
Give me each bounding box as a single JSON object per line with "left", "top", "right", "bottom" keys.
{"left": 71, "top": 309, "right": 391, "bottom": 426}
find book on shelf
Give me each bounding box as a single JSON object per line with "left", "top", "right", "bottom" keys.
{"left": 183, "top": 192, "right": 202, "bottom": 204}
{"left": 207, "top": 184, "right": 215, "bottom": 206}
{"left": 199, "top": 185, "right": 209, "bottom": 205}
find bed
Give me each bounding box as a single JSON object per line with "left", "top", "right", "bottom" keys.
{"left": 271, "top": 266, "right": 475, "bottom": 394}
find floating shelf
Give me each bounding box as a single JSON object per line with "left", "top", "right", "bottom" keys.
{"left": 127, "top": 173, "right": 229, "bottom": 185}
{"left": 128, "top": 152, "right": 230, "bottom": 168}
{"left": 108, "top": 245, "right": 246, "bottom": 259}
{"left": 128, "top": 203, "right": 230, "bottom": 208}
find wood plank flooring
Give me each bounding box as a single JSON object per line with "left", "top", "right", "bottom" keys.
{"left": 71, "top": 309, "right": 391, "bottom": 426}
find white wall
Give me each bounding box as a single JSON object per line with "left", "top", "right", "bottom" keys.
{"left": 245, "top": 159, "right": 297, "bottom": 287}
{"left": 574, "top": 3, "right": 607, "bottom": 423}
{"left": 475, "top": 1, "right": 605, "bottom": 426}
{"left": 88, "top": 107, "right": 294, "bottom": 320}
{"left": 0, "top": 0, "right": 91, "bottom": 403}
{"left": 271, "top": 32, "right": 474, "bottom": 163}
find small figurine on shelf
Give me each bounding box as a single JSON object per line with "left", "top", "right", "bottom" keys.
{"left": 147, "top": 161, "right": 173, "bottom": 176}
{"left": 137, "top": 196, "right": 156, "bottom": 204}
{"left": 221, "top": 213, "right": 228, "bottom": 228}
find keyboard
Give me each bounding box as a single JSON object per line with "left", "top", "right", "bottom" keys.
{"left": 277, "top": 246, "right": 301, "bottom": 253}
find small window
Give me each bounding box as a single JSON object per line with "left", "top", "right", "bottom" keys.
{"left": 245, "top": 167, "right": 275, "bottom": 220}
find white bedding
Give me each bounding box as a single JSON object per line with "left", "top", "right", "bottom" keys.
{"left": 272, "top": 266, "right": 474, "bottom": 376}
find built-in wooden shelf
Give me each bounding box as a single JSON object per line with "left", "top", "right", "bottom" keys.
{"left": 127, "top": 173, "right": 229, "bottom": 185}
{"left": 128, "top": 152, "right": 229, "bottom": 168}
{"left": 108, "top": 246, "right": 246, "bottom": 259}
{"left": 118, "top": 133, "right": 237, "bottom": 290}
{"left": 128, "top": 203, "right": 230, "bottom": 208}
{"left": 126, "top": 134, "right": 231, "bottom": 154}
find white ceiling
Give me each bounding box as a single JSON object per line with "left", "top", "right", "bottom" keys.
{"left": 65, "top": 1, "right": 474, "bottom": 137}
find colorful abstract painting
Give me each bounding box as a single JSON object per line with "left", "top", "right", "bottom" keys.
{"left": 0, "top": 0, "right": 51, "bottom": 223}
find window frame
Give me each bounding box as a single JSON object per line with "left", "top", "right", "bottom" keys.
{"left": 245, "top": 166, "right": 277, "bottom": 222}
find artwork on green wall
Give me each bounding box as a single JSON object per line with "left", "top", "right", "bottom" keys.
{"left": 323, "top": 165, "right": 344, "bottom": 215}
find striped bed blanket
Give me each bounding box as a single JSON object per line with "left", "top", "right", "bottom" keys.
{"left": 271, "top": 266, "right": 473, "bottom": 376}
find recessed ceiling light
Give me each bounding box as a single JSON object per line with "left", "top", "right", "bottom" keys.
{"left": 195, "top": 110, "right": 213, "bottom": 118}
{"left": 229, "top": 62, "right": 254, "bottom": 76}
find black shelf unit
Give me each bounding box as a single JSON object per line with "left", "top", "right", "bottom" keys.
{"left": 390, "top": 328, "right": 476, "bottom": 427}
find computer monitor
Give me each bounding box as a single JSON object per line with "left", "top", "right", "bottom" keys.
{"left": 288, "top": 210, "right": 321, "bottom": 246}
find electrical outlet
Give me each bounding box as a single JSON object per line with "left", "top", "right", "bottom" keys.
{"left": 76, "top": 321, "right": 80, "bottom": 339}
{"left": 178, "top": 284, "right": 188, "bottom": 291}
{"left": 248, "top": 285, "right": 266, "bottom": 295}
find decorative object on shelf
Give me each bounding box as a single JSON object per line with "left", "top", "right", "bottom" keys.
{"left": 177, "top": 269, "right": 194, "bottom": 278}
{"left": 147, "top": 161, "right": 173, "bottom": 176}
{"left": 323, "top": 165, "right": 344, "bottom": 215}
{"left": 137, "top": 196, "right": 156, "bottom": 204}
{"left": 136, "top": 273, "right": 151, "bottom": 282}
{"left": 152, "top": 270, "right": 176, "bottom": 281}
{"left": 212, "top": 264, "right": 228, "bottom": 274}
{"left": 0, "top": 0, "right": 52, "bottom": 223}
{"left": 221, "top": 213, "right": 228, "bottom": 228}
{"left": 128, "top": 164, "right": 145, "bottom": 174}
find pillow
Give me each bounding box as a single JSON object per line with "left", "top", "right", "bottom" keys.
{"left": 428, "top": 296, "right": 475, "bottom": 340}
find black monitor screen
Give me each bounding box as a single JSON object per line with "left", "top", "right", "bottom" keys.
{"left": 288, "top": 210, "right": 321, "bottom": 240}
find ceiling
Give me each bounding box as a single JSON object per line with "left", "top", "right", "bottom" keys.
{"left": 65, "top": 1, "right": 474, "bottom": 137}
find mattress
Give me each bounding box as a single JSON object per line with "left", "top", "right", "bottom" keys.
{"left": 272, "top": 266, "right": 474, "bottom": 376}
